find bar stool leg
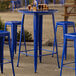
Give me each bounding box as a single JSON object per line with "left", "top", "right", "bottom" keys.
{"left": 17, "top": 14, "right": 26, "bottom": 67}
{"left": 4, "top": 23, "right": 7, "bottom": 31}
{"left": 21, "top": 14, "right": 27, "bottom": 56}
{"left": 53, "top": 0, "right": 56, "bottom": 4}
{"left": 0, "top": 42, "right": 2, "bottom": 68}
{"left": 52, "top": 24, "right": 58, "bottom": 57}
{"left": 0, "top": 45, "right": 1, "bottom": 71}
{"left": 5, "top": 23, "right": 15, "bottom": 56}
{"left": 52, "top": 13, "right": 60, "bottom": 68}
{"left": 4, "top": 24, "right": 7, "bottom": 45}
{"left": 11, "top": 1, "right": 14, "bottom": 11}
{"left": 22, "top": 26, "right": 27, "bottom": 56}
{"left": 5, "top": 23, "right": 18, "bottom": 55}
{"left": 17, "top": 24, "right": 23, "bottom": 67}
{"left": 73, "top": 23, "right": 75, "bottom": 32}
{"left": 11, "top": 24, "right": 15, "bottom": 57}
{"left": 39, "top": 15, "right": 43, "bottom": 63}
{"left": 0, "top": 37, "right": 4, "bottom": 73}
{"left": 63, "top": 25, "right": 67, "bottom": 60}
{"left": 8, "top": 34, "right": 15, "bottom": 76}
{"left": 14, "top": 25, "right": 17, "bottom": 54}
{"left": 74, "top": 39, "right": 76, "bottom": 76}
{"left": 60, "top": 36, "right": 66, "bottom": 76}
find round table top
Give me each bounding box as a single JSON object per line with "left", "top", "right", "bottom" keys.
{"left": 18, "top": 9, "right": 58, "bottom": 15}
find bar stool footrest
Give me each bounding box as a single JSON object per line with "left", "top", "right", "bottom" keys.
{"left": 20, "top": 49, "right": 57, "bottom": 57}
{"left": 63, "top": 65, "right": 75, "bottom": 70}
{"left": 42, "top": 49, "right": 56, "bottom": 53}
{"left": 3, "top": 58, "right": 11, "bottom": 62}
{"left": 63, "top": 62, "right": 75, "bottom": 70}
{"left": 63, "top": 61, "right": 75, "bottom": 65}
{"left": 0, "top": 58, "right": 11, "bottom": 64}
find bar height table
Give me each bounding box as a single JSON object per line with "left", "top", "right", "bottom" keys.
{"left": 17, "top": 9, "right": 60, "bottom": 73}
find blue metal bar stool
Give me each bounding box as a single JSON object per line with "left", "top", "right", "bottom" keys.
{"left": 60, "top": 32, "right": 76, "bottom": 76}
{"left": 53, "top": 21, "right": 75, "bottom": 59}
{"left": 11, "top": 0, "right": 21, "bottom": 11}
{"left": 5, "top": 21, "right": 21, "bottom": 56}
{"left": 0, "top": 30, "right": 15, "bottom": 76}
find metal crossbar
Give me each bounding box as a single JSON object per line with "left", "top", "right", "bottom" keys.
{"left": 63, "top": 65, "right": 75, "bottom": 70}
{"left": 62, "top": 62, "right": 75, "bottom": 70}
{"left": 0, "top": 58, "right": 11, "bottom": 64}
{"left": 0, "top": 62, "right": 11, "bottom": 64}
{"left": 3, "top": 58, "right": 11, "bottom": 62}
{"left": 20, "top": 49, "right": 56, "bottom": 57}
{"left": 63, "top": 62, "right": 75, "bottom": 65}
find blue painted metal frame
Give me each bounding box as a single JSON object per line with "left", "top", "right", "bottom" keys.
{"left": 17, "top": 14, "right": 27, "bottom": 67}
{"left": 0, "top": 37, "right": 4, "bottom": 73}
{"left": 0, "top": 31, "right": 15, "bottom": 76}
{"left": 17, "top": 9, "right": 60, "bottom": 73}
{"left": 53, "top": 21, "right": 75, "bottom": 59}
{"left": 5, "top": 21, "right": 21, "bottom": 57}
{"left": 52, "top": 13, "right": 60, "bottom": 68}
{"left": 33, "top": 13, "right": 39, "bottom": 72}
{"left": 8, "top": 33, "right": 15, "bottom": 76}
{"left": 25, "top": 0, "right": 29, "bottom": 8}
{"left": 38, "top": 15, "right": 43, "bottom": 63}
{"left": 60, "top": 33, "right": 76, "bottom": 76}
{"left": 20, "top": 49, "right": 56, "bottom": 57}
{"left": 61, "top": 0, "right": 65, "bottom": 4}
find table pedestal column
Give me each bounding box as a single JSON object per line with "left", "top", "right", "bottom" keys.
{"left": 38, "top": 15, "right": 43, "bottom": 63}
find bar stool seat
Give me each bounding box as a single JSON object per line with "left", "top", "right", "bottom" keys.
{"left": 53, "top": 21, "right": 75, "bottom": 46}
{"left": 5, "top": 21, "right": 21, "bottom": 25}
{"left": 65, "top": 33, "right": 76, "bottom": 39}
{"left": 0, "top": 30, "right": 10, "bottom": 36}
{"left": 5, "top": 21, "right": 22, "bottom": 56}
{"left": 53, "top": 21, "right": 75, "bottom": 59}
{"left": 0, "top": 30, "right": 15, "bottom": 76}
{"left": 56, "top": 21, "right": 75, "bottom": 26}
{"left": 60, "top": 32, "right": 76, "bottom": 76}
